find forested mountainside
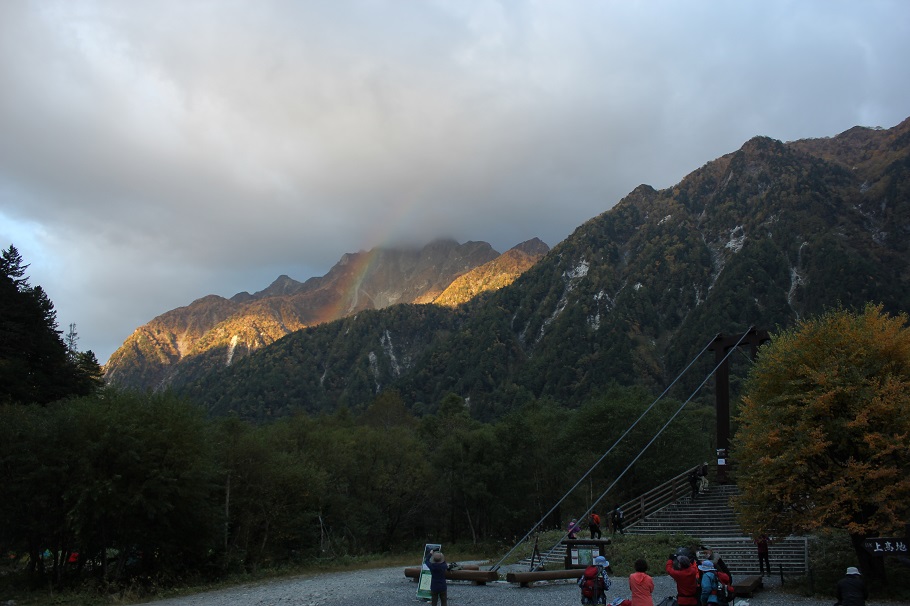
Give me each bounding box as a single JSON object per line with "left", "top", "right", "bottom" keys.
{"left": 177, "top": 117, "right": 910, "bottom": 421}
{"left": 104, "top": 238, "right": 548, "bottom": 390}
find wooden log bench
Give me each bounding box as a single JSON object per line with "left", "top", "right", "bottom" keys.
{"left": 733, "top": 575, "right": 763, "bottom": 597}
{"left": 403, "top": 566, "right": 497, "bottom": 585}
{"left": 506, "top": 568, "right": 585, "bottom": 587}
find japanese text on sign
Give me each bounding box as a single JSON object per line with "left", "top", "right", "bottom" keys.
{"left": 863, "top": 538, "right": 908, "bottom": 555}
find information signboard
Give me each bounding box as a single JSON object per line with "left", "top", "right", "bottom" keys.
{"left": 568, "top": 544, "right": 602, "bottom": 566}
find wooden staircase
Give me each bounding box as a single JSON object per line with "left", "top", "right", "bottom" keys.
{"left": 513, "top": 471, "right": 808, "bottom": 576}
{"left": 516, "top": 543, "right": 567, "bottom": 569}
{"left": 626, "top": 483, "right": 808, "bottom": 576}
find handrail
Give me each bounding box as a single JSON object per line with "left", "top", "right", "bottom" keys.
{"left": 616, "top": 464, "right": 701, "bottom": 528}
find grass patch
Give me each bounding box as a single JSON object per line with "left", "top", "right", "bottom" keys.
{"left": 487, "top": 531, "right": 701, "bottom": 575}
{"left": 590, "top": 533, "right": 700, "bottom": 576}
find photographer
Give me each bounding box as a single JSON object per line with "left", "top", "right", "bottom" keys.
{"left": 665, "top": 552, "right": 699, "bottom": 606}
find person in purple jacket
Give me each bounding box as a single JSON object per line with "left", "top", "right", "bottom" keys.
{"left": 425, "top": 549, "right": 448, "bottom": 606}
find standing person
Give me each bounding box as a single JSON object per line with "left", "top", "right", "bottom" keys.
{"left": 689, "top": 469, "right": 700, "bottom": 500}
{"left": 755, "top": 535, "right": 771, "bottom": 576}
{"left": 665, "top": 554, "right": 699, "bottom": 606}
{"left": 589, "top": 512, "right": 602, "bottom": 539}
{"left": 699, "top": 462, "right": 709, "bottom": 493}
{"left": 424, "top": 550, "right": 448, "bottom": 606}
{"left": 568, "top": 518, "right": 581, "bottom": 539}
{"left": 835, "top": 567, "right": 867, "bottom": 606}
{"left": 629, "top": 559, "right": 655, "bottom": 606}
{"left": 611, "top": 507, "right": 625, "bottom": 535}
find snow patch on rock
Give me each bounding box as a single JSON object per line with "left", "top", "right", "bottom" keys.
{"left": 565, "top": 260, "right": 589, "bottom": 280}
{"left": 725, "top": 226, "right": 746, "bottom": 253}
{"left": 587, "top": 290, "right": 615, "bottom": 330}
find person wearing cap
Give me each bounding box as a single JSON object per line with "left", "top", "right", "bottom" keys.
{"left": 666, "top": 553, "right": 699, "bottom": 606}
{"left": 698, "top": 559, "right": 732, "bottom": 606}
{"left": 568, "top": 518, "right": 581, "bottom": 539}
{"left": 424, "top": 550, "right": 448, "bottom": 606}
{"left": 578, "top": 555, "right": 612, "bottom": 605}
{"left": 698, "top": 545, "right": 732, "bottom": 580}
{"left": 836, "top": 566, "right": 867, "bottom": 606}
{"left": 593, "top": 555, "right": 612, "bottom": 587}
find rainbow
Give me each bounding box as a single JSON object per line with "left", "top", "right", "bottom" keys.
{"left": 312, "top": 188, "right": 441, "bottom": 325}
{"left": 314, "top": 246, "right": 381, "bottom": 325}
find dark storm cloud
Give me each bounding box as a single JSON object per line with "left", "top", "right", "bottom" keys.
{"left": 1, "top": 0, "right": 908, "bottom": 363}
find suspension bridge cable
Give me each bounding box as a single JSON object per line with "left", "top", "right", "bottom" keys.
{"left": 530, "top": 327, "right": 754, "bottom": 570}
{"left": 489, "top": 331, "right": 721, "bottom": 572}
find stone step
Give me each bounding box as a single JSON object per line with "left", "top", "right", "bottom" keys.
{"left": 516, "top": 544, "right": 567, "bottom": 568}
{"left": 693, "top": 537, "right": 808, "bottom": 575}
{"left": 624, "top": 484, "right": 808, "bottom": 576}
{"left": 520, "top": 485, "right": 807, "bottom": 576}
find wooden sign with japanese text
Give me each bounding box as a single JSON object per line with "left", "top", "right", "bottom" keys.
{"left": 862, "top": 537, "right": 908, "bottom": 556}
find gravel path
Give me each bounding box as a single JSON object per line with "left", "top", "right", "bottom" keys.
{"left": 142, "top": 566, "right": 907, "bottom": 606}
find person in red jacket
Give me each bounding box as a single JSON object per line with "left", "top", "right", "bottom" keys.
{"left": 589, "top": 512, "right": 602, "bottom": 539}
{"left": 665, "top": 554, "right": 699, "bottom": 606}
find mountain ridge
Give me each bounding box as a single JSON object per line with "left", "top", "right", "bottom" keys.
{"left": 104, "top": 238, "right": 550, "bottom": 390}
{"left": 170, "top": 116, "right": 910, "bottom": 420}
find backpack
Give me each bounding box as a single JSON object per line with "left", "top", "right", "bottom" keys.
{"left": 702, "top": 571, "right": 734, "bottom": 605}
{"left": 580, "top": 565, "right": 604, "bottom": 600}
{"left": 721, "top": 581, "right": 735, "bottom": 604}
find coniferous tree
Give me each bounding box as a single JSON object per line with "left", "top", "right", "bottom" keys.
{"left": 65, "top": 323, "right": 79, "bottom": 361}
{"left": 0, "top": 245, "right": 101, "bottom": 404}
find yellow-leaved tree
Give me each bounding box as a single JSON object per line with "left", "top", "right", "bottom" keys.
{"left": 733, "top": 305, "right": 910, "bottom": 580}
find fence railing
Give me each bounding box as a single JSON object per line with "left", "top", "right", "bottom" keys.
{"left": 616, "top": 465, "right": 701, "bottom": 528}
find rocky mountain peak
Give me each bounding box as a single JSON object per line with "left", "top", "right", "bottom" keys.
{"left": 105, "top": 238, "right": 546, "bottom": 390}
{"left": 252, "top": 274, "right": 305, "bottom": 299}
{"left": 510, "top": 238, "right": 550, "bottom": 256}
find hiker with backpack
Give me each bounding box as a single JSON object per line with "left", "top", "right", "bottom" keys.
{"left": 578, "top": 555, "right": 612, "bottom": 605}
{"left": 697, "top": 559, "right": 733, "bottom": 606}
{"left": 611, "top": 507, "right": 625, "bottom": 535}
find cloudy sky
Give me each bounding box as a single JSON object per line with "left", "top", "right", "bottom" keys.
{"left": 2, "top": 1, "right": 909, "bottom": 364}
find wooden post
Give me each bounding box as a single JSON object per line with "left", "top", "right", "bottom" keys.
{"left": 708, "top": 329, "right": 769, "bottom": 482}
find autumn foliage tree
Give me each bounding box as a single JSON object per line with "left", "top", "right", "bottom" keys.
{"left": 733, "top": 305, "right": 910, "bottom": 579}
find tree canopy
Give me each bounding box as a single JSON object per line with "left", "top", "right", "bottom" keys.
{"left": 733, "top": 305, "right": 910, "bottom": 577}
{"left": 0, "top": 245, "right": 102, "bottom": 404}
